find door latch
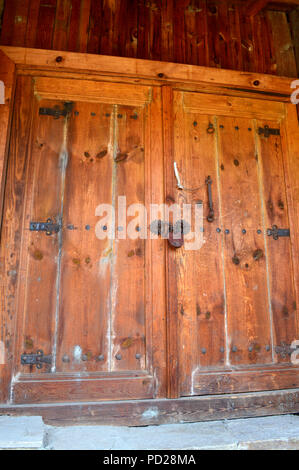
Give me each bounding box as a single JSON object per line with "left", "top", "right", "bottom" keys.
{"left": 39, "top": 101, "right": 74, "bottom": 119}
{"left": 30, "top": 218, "right": 61, "bottom": 236}
{"left": 21, "top": 350, "right": 52, "bottom": 369}
{"left": 258, "top": 125, "right": 280, "bottom": 138}
{"left": 267, "top": 225, "right": 290, "bottom": 240}
{"left": 206, "top": 176, "right": 214, "bottom": 222}
{"left": 275, "top": 343, "right": 297, "bottom": 359}
{"left": 150, "top": 219, "right": 189, "bottom": 248}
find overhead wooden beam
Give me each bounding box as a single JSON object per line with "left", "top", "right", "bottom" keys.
{"left": 246, "top": 0, "right": 299, "bottom": 17}
{"left": 246, "top": 0, "right": 269, "bottom": 17}
{"left": 0, "top": 46, "right": 296, "bottom": 96}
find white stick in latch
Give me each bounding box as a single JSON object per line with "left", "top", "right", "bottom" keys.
{"left": 174, "top": 162, "right": 184, "bottom": 190}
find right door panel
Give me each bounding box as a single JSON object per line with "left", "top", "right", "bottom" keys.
{"left": 173, "top": 91, "right": 299, "bottom": 396}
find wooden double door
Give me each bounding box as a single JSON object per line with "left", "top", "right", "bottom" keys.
{"left": 1, "top": 74, "right": 298, "bottom": 404}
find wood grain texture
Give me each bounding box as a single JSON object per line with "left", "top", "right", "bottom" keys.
{"left": 0, "top": 389, "right": 298, "bottom": 425}
{"left": 1, "top": 46, "right": 296, "bottom": 96}
{"left": 0, "top": 49, "right": 15, "bottom": 215}
{"left": 12, "top": 373, "right": 154, "bottom": 403}
{"left": 267, "top": 10, "right": 297, "bottom": 77}
{"left": 56, "top": 101, "right": 113, "bottom": 373}
{"left": 0, "top": 0, "right": 298, "bottom": 77}
{"left": 0, "top": 76, "right": 34, "bottom": 402}
{"left": 15, "top": 98, "right": 66, "bottom": 376}
{"left": 281, "top": 105, "right": 299, "bottom": 342}
{"left": 162, "top": 85, "right": 179, "bottom": 398}
{"left": 192, "top": 366, "right": 299, "bottom": 394}
{"left": 173, "top": 92, "right": 226, "bottom": 397}
{"left": 256, "top": 118, "right": 298, "bottom": 362}
{"left": 217, "top": 117, "right": 272, "bottom": 366}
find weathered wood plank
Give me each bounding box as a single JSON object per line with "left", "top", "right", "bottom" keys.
{"left": 110, "top": 103, "right": 147, "bottom": 373}
{"left": 280, "top": 104, "right": 299, "bottom": 346}
{"left": 173, "top": 94, "right": 226, "bottom": 396}
{"left": 162, "top": 85, "right": 179, "bottom": 398}
{"left": 14, "top": 98, "right": 65, "bottom": 378}
{"left": 52, "top": 0, "right": 72, "bottom": 51}
{"left": 267, "top": 10, "right": 297, "bottom": 77}
{"left": 12, "top": 374, "right": 154, "bottom": 404}
{"left": 256, "top": 117, "right": 298, "bottom": 363}
{"left": 0, "top": 0, "right": 298, "bottom": 76}
{"left": 0, "top": 389, "right": 298, "bottom": 425}
{"left": 0, "top": 49, "right": 15, "bottom": 213}
{"left": 193, "top": 367, "right": 299, "bottom": 394}
{"left": 0, "top": 0, "right": 30, "bottom": 47}
{"left": 0, "top": 76, "right": 33, "bottom": 402}
{"left": 55, "top": 101, "right": 113, "bottom": 374}
{"left": 34, "top": 0, "right": 57, "bottom": 50}
{"left": 2, "top": 46, "right": 297, "bottom": 94}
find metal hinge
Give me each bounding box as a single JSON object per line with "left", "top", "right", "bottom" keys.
{"left": 39, "top": 101, "right": 74, "bottom": 119}
{"left": 21, "top": 350, "right": 52, "bottom": 369}
{"left": 267, "top": 225, "right": 290, "bottom": 240}
{"left": 258, "top": 125, "right": 280, "bottom": 138}
{"left": 275, "top": 343, "right": 297, "bottom": 359}
{"left": 30, "top": 218, "right": 61, "bottom": 236}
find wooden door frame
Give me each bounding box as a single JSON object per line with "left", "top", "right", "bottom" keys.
{"left": 0, "top": 46, "right": 298, "bottom": 422}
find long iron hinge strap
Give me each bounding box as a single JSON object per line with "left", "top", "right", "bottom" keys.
{"left": 258, "top": 125, "right": 280, "bottom": 138}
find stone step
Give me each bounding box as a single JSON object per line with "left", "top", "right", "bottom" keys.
{"left": 1, "top": 414, "right": 299, "bottom": 450}
{"left": 0, "top": 416, "right": 44, "bottom": 449}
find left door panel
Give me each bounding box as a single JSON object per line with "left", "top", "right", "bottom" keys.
{"left": 0, "top": 75, "right": 166, "bottom": 404}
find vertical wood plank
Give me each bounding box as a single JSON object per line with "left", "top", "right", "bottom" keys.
{"left": 110, "top": 104, "right": 147, "bottom": 372}
{"left": 256, "top": 118, "right": 298, "bottom": 363}
{"left": 87, "top": 0, "right": 103, "bottom": 54}
{"left": 290, "top": 8, "right": 299, "bottom": 75}
{"left": 281, "top": 104, "right": 299, "bottom": 340}
{"left": 173, "top": 97, "right": 226, "bottom": 395}
{"left": 161, "top": 0, "right": 174, "bottom": 62}
{"left": 99, "top": 0, "right": 116, "bottom": 55}
{"left": 149, "top": 0, "right": 162, "bottom": 60}
{"left": 66, "top": 0, "right": 81, "bottom": 52}
{"left": 0, "top": 50, "right": 15, "bottom": 216}
{"left": 239, "top": 5, "right": 255, "bottom": 72}
{"left": 267, "top": 10, "right": 297, "bottom": 77}
{"left": 0, "top": 0, "right": 30, "bottom": 47}
{"left": 35, "top": 0, "right": 57, "bottom": 49}
{"left": 15, "top": 98, "right": 65, "bottom": 375}
{"left": 228, "top": 1, "right": 243, "bottom": 71}
{"left": 52, "top": 0, "right": 72, "bottom": 51}
{"left": 184, "top": 0, "right": 207, "bottom": 66}
{"left": 0, "top": 76, "right": 33, "bottom": 402}
{"left": 252, "top": 13, "right": 266, "bottom": 73}
{"left": 112, "top": 0, "right": 138, "bottom": 58}
{"left": 146, "top": 86, "right": 166, "bottom": 397}
{"left": 217, "top": 117, "right": 272, "bottom": 366}
{"left": 206, "top": 0, "right": 219, "bottom": 67}
{"left": 216, "top": 0, "right": 231, "bottom": 69}
{"left": 173, "top": 0, "right": 188, "bottom": 64}
{"left": 57, "top": 102, "right": 113, "bottom": 373}
{"left": 162, "top": 85, "right": 179, "bottom": 398}
{"left": 77, "top": 0, "right": 91, "bottom": 52}
{"left": 124, "top": 0, "right": 138, "bottom": 58}
{"left": 25, "top": 0, "right": 40, "bottom": 48}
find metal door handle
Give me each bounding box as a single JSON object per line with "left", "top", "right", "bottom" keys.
{"left": 206, "top": 176, "right": 214, "bottom": 222}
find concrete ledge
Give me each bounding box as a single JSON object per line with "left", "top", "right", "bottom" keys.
{"left": 1, "top": 414, "right": 299, "bottom": 450}
{"left": 0, "top": 416, "right": 44, "bottom": 449}
{"left": 44, "top": 415, "right": 299, "bottom": 450}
